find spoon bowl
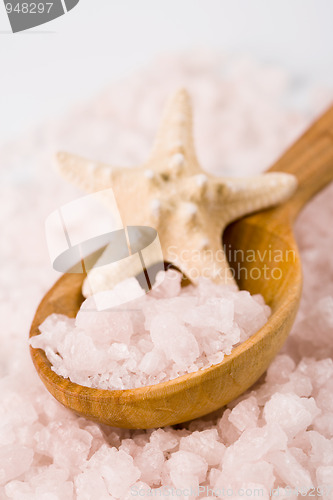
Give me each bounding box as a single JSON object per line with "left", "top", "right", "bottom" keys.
{"left": 30, "top": 105, "right": 333, "bottom": 429}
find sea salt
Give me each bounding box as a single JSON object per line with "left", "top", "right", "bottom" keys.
{"left": 30, "top": 269, "right": 271, "bottom": 389}
{"left": 1, "top": 51, "right": 333, "bottom": 499}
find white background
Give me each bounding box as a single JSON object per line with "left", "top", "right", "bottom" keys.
{"left": 0, "top": 0, "right": 333, "bottom": 145}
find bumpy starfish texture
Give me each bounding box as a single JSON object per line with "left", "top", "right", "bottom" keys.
{"left": 57, "top": 89, "right": 297, "bottom": 295}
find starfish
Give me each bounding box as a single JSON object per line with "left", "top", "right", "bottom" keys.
{"left": 57, "top": 89, "right": 297, "bottom": 296}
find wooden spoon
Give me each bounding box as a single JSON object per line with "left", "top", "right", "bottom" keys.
{"left": 30, "top": 105, "right": 333, "bottom": 429}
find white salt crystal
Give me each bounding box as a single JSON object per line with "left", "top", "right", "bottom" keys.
{"left": 264, "top": 393, "right": 320, "bottom": 438}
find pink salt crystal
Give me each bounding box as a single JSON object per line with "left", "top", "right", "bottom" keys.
{"left": 142, "top": 296, "right": 195, "bottom": 330}
{"left": 163, "top": 450, "right": 208, "bottom": 491}
{"left": 297, "top": 358, "right": 333, "bottom": 393}
{"left": 222, "top": 423, "right": 288, "bottom": 470}
{"left": 87, "top": 445, "right": 140, "bottom": 498}
{"left": 316, "top": 383, "right": 333, "bottom": 412}
{"left": 76, "top": 307, "right": 134, "bottom": 345}
{"left": 214, "top": 461, "right": 275, "bottom": 494}
{"left": 150, "top": 312, "right": 200, "bottom": 368}
{"left": 150, "top": 269, "right": 182, "bottom": 298}
{"left": 107, "top": 342, "right": 130, "bottom": 361}
{"left": 265, "top": 354, "right": 296, "bottom": 385}
{"left": 29, "top": 465, "right": 70, "bottom": 487}
{"left": 0, "top": 445, "right": 33, "bottom": 485}
{"left": 308, "top": 430, "right": 333, "bottom": 466}
{"left": 133, "top": 443, "right": 165, "bottom": 486}
{"left": 313, "top": 413, "right": 333, "bottom": 438}
{"left": 119, "top": 438, "right": 139, "bottom": 457}
{"left": 149, "top": 428, "right": 179, "bottom": 452}
{"left": 32, "top": 469, "right": 74, "bottom": 499}
{"left": 138, "top": 348, "right": 167, "bottom": 376}
{"left": 183, "top": 297, "right": 234, "bottom": 331}
{"left": 265, "top": 393, "right": 319, "bottom": 436}
{"left": 288, "top": 372, "right": 313, "bottom": 398}
{"left": 264, "top": 393, "right": 320, "bottom": 438}
{"left": 61, "top": 331, "right": 111, "bottom": 375}
{"left": 217, "top": 409, "right": 242, "bottom": 445}
{"left": 83, "top": 276, "right": 146, "bottom": 312}
{"left": 268, "top": 449, "right": 313, "bottom": 491}
{"left": 123, "top": 481, "right": 150, "bottom": 500}
{"left": 132, "top": 432, "right": 150, "bottom": 447}
{"left": 292, "top": 297, "right": 333, "bottom": 352}
{"left": 35, "top": 423, "right": 92, "bottom": 471}
{"left": 30, "top": 313, "right": 74, "bottom": 352}
{"left": 316, "top": 466, "right": 333, "bottom": 497}
{"left": 237, "top": 462, "right": 275, "bottom": 492}
{"left": 234, "top": 290, "right": 270, "bottom": 335}
{"left": 4, "top": 481, "right": 31, "bottom": 500}
{"left": 228, "top": 396, "right": 260, "bottom": 431}
{"left": 75, "top": 470, "right": 109, "bottom": 500}
{"left": 179, "top": 429, "right": 225, "bottom": 466}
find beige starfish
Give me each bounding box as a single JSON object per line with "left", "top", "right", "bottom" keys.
{"left": 57, "top": 89, "right": 297, "bottom": 296}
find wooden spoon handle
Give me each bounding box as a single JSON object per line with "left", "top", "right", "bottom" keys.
{"left": 268, "top": 104, "right": 333, "bottom": 223}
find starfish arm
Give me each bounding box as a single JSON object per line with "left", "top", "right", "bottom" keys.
{"left": 209, "top": 172, "right": 297, "bottom": 222}
{"left": 146, "top": 89, "right": 201, "bottom": 175}
{"left": 56, "top": 151, "right": 127, "bottom": 193}
{"left": 164, "top": 231, "right": 236, "bottom": 286}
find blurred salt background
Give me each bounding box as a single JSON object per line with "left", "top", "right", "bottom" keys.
{"left": 0, "top": 51, "right": 332, "bottom": 498}
{"left": 30, "top": 270, "right": 271, "bottom": 389}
